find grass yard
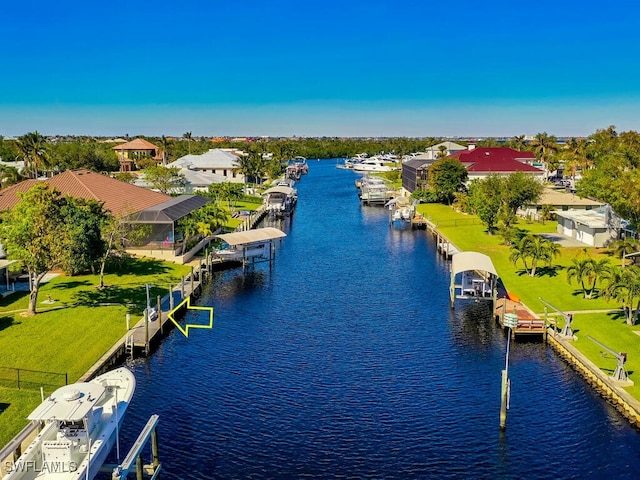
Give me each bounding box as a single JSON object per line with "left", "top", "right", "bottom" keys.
{"left": 0, "top": 258, "right": 190, "bottom": 446}
{"left": 416, "top": 202, "right": 640, "bottom": 401}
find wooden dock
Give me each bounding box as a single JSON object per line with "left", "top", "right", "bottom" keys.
{"left": 494, "top": 297, "right": 546, "bottom": 338}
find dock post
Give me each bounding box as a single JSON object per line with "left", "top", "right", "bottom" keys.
{"left": 169, "top": 286, "right": 174, "bottom": 311}
{"left": 191, "top": 266, "right": 195, "bottom": 294}
{"left": 136, "top": 455, "right": 144, "bottom": 480}
{"left": 157, "top": 295, "right": 162, "bottom": 335}
{"left": 152, "top": 429, "right": 160, "bottom": 469}
{"left": 181, "top": 277, "right": 185, "bottom": 299}
{"left": 144, "top": 309, "right": 149, "bottom": 357}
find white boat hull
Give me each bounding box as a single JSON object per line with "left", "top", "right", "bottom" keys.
{"left": 2, "top": 368, "right": 135, "bottom": 480}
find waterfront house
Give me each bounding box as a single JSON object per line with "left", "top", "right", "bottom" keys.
{"left": 0, "top": 170, "right": 211, "bottom": 263}
{"left": 518, "top": 188, "right": 606, "bottom": 221}
{"left": 449, "top": 147, "right": 543, "bottom": 182}
{"left": 167, "top": 148, "right": 245, "bottom": 184}
{"left": 113, "top": 138, "right": 163, "bottom": 171}
{"left": 554, "top": 209, "right": 617, "bottom": 247}
{"left": 135, "top": 167, "right": 227, "bottom": 194}
{"left": 401, "top": 146, "right": 543, "bottom": 195}
{"left": 407, "top": 141, "right": 467, "bottom": 161}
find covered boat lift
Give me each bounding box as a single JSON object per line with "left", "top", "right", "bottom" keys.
{"left": 214, "top": 227, "right": 287, "bottom": 267}
{"left": 449, "top": 251, "right": 498, "bottom": 308}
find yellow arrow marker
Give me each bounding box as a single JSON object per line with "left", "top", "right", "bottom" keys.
{"left": 166, "top": 297, "right": 214, "bottom": 338}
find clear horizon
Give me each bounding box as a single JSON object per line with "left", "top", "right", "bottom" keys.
{"left": 2, "top": 0, "right": 639, "bottom": 138}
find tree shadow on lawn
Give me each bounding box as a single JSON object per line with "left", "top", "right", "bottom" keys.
{"left": 0, "top": 291, "right": 28, "bottom": 308}
{"left": 50, "top": 280, "right": 92, "bottom": 290}
{"left": 536, "top": 265, "right": 563, "bottom": 277}
{"left": 606, "top": 309, "right": 628, "bottom": 322}
{"left": 72, "top": 285, "right": 166, "bottom": 314}
{"left": 108, "top": 258, "right": 172, "bottom": 278}
{"left": 0, "top": 316, "right": 16, "bottom": 332}
{"left": 513, "top": 265, "right": 562, "bottom": 277}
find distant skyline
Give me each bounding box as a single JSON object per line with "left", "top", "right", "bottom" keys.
{"left": 2, "top": 0, "right": 639, "bottom": 138}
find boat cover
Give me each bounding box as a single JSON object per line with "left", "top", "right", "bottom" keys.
{"left": 262, "top": 186, "right": 296, "bottom": 195}
{"left": 28, "top": 383, "right": 106, "bottom": 421}
{"left": 451, "top": 251, "right": 498, "bottom": 277}
{"left": 216, "top": 227, "right": 287, "bottom": 246}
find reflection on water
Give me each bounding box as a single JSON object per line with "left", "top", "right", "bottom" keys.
{"left": 116, "top": 161, "right": 640, "bottom": 480}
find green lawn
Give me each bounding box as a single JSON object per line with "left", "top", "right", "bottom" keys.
{"left": 417, "top": 203, "right": 640, "bottom": 400}
{"left": 0, "top": 258, "right": 190, "bottom": 446}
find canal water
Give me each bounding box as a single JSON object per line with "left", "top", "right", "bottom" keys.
{"left": 118, "top": 161, "right": 640, "bottom": 479}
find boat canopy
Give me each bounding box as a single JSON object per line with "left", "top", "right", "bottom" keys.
{"left": 28, "top": 383, "right": 106, "bottom": 422}
{"left": 262, "top": 186, "right": 296, "bottom": 196}
{"left": 451, "top": 251, "right": 498, "bottom": 277}
{"left": 216, "top": 227, "right": 286, "bottom": 247}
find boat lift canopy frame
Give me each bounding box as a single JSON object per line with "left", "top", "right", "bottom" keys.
{"left": 449, "top": 251, "right": 499, "bottom": 306}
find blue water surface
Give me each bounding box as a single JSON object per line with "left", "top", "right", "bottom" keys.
{"left": 117, "top": 160, "right": 640, "bottom": 480}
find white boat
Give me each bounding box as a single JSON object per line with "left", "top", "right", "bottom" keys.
{"left": 262, "top": 185, "right": 297, "bottom": 217}
{"left": 352, "top": 157, "right": 395, "bottom": 172}
{"left": 214, "top": 243, "right": 268, "bottom": 261}
{"left": 3, "top": 367, "right": 136, "bottom": 480}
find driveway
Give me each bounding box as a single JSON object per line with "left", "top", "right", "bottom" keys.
{"left": 537, "top": 232, "right": 589, "bottom": 247}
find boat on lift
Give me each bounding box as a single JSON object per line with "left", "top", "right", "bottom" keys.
{"left": 2, "top": 367, "right": 136, "bottom": 480}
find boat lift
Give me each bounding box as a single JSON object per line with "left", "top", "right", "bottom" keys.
{"left": 111, "top": 415, "right": 161, "bottom": 480}
{"left": 539, "top": 298, "right": 574, "bottom": 338}
{"left": 587, "top": 336, "right": 630, "bottom": 383}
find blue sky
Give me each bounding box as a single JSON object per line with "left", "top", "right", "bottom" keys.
{"left": 1, "top": 0, "right": 639, "bottom": 137}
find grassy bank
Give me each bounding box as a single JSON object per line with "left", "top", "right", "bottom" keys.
{"left": 0, "top": 258, "right": 190, "bottom": 446}
{"left": 417, "top": 203, "right": 640, "bottom": 399}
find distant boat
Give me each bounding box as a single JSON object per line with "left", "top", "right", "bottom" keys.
{"left": 3, "top": 367, "right": 136, "bottom": 480}
{"left": 352, "top": 157, "right": 395, "bottom": 172}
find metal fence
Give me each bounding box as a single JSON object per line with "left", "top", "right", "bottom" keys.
{"left": 0, "top": 366, "right": 68, "bottom": 390}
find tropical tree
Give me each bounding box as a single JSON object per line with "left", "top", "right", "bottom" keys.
{"left": 428, "top": 157, "right": 468, "bottom": 205}
{"left": 609, "top": 237, "right": 640, "bottom": 266}
{"left": 566, "top": 255, "right": 611, "bottom": 299}
{"left": 500, "top": 172, "right": 544, "bottom": 227}
{"left": 467, "top": 176, "right": 503, "bottom": 234}
{"left": 16, "top": 131, "right": 49, "bottom": 178}
{"left": 0, "top": 165, "right": 23, "bottom": 188}
{"left": 143, "top": 166, "right": 187, "bottom": 194}
{"left": 531, "top": 132, "right": 559, "bottom": 180}
{"left": 183, "top": 131, "right": 193, "bottom": 154}
{"left": 509, "top": 234, "right": 559, "bottom": 277}
{"left": 0, "top": 184, "right": 106, "bottom": 314}
{"left": 98, "top": 210, "right": 151, "bottom": 289}
{"left": 603, "top": 266, "right": 640, "bottom": 325}
{"left": 178, "top": 202, "right": 230, "bottom": 254}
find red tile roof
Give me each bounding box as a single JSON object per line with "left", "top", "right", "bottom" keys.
{"left": 449, "top": 148, "right": 542, "bottom": 173}
{"left": 0, "top": 170, "right": 171, "bottom": 215}
{"left": 112, "top": 138, "right": 160, "bottom": 151}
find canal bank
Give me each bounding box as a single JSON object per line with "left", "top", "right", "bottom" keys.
{"left": 115, "top": 161, "right": 640, "bottom": 479}
{"left": 425, "top": 216, "right": 640, "bottom": 431}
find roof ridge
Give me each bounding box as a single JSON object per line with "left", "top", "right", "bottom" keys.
{"left": 51, "top": 170, "right": 100, "bottom": 201}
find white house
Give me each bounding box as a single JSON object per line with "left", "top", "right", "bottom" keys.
{"left": 554, "top": 209, "right": 617, "bottom": 247}
{"left": 167, "top": 148, "right": 245, "bottom": 183}
{"left": 405, "top": 141, "right": 467, "bottom": 161}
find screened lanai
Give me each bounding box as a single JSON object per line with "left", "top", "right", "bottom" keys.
{"left": 130, "top": 195, "right": 211, "bottom": 251}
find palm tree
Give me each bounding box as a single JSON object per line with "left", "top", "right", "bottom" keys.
{"left": 603, "top": 266, "right": 640, "bottom": 325}
{"left": 610, "top": 237, "right": 640, "bottom": 266}
{"left": 0, "top": 165, "right": 24, "bottom": 188}
{"left": 512, "top": 135, "right": 527, "bottom": 151}
{"left": 531, "top": 132, "right": 559, "bottom": 180}
{"left": 161, "top": 135, "right": 169, "bottom": 166}
{"left": 510, "top": 234, "right": 560, "bottom": 277}
{"left": 16, "top": 131, "right": 48, "bottom": 178}
{"left": 183, "top": 131, "right": 192, "bottom": 154}
{"left": 566, "top": 256, "right": 611, "bottom": 299}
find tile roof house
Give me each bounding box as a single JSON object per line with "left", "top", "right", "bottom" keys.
{"left": 449, "top": 147, "right": 543, "bottom": 182}
{"left": 167, "top": 149, "right": 245, "bottom": 183}
{"left": 113, "top": 138, "right": 163, "bottom": 172}
{"left": 400, "top": 147, "right": 543, "bottom": 195}
{"left": 0, "top": 170, "right": 211, "bottom": 264}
